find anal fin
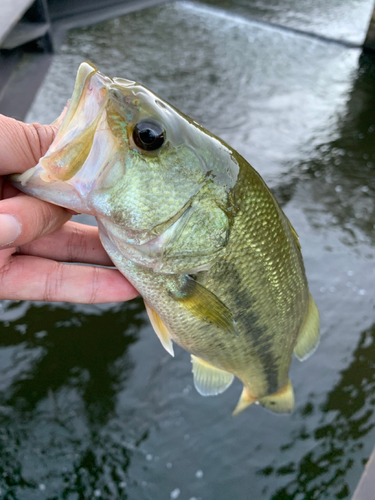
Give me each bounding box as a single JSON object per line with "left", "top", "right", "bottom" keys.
{"left": 294, "top": 294, "right": 320, "bottom": 361}
{"left": 191, "top": 355, "right": 234, "bottom": 396}
{"left": 232, "top": 386, "right": 257, "bottom": 416}
{"left": 259, "top": 379, "right": 294, "bottom": 413}
{"left": 144, "top": 302, "right": 174, "bottom": 357}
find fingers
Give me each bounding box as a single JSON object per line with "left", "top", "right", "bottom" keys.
{"left": 0, "top": 115, "right": 140, "bottom": 305}
{"left": 0, "top": 254, "right": 139, "bottom": 303}
{"left": 0, "top": 193, "right": 71, "bottom": 248}
{"left": 0, "top": 115, "right": 57, "bottom": 174}
{"left": 18, "top": 221, "right": 113, "bottom": 266}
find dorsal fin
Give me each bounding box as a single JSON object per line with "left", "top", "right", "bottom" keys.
{"left": 191, "top": 355, "right": 234, "bottom": 396}
{"left": 294, "top": 294, "right": 320, "bottom": 361}
{"left": 144, "top": 302, "right": 174, "bottom": 357}
{"left": 169, "top": 275, "right": 238, "bottom": 337}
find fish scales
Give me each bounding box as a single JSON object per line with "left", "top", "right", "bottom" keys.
{"left": 11, "top": 62, "right": 319, "bottom": 415}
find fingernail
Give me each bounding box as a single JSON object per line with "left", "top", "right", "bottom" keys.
{"left": 0, "top": 214, "right": 22, "bottom": 247}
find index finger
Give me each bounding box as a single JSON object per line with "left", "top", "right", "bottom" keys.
{"left": 18, "top": 221, "right": 114, "bottom": 267}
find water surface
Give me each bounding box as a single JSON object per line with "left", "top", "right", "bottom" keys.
{"left": 1, "top": 2, "right": 375, "bottom": 499}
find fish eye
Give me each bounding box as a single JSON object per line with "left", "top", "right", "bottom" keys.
{"left": 133, "top": 119, "right": 165, "bottom": 151}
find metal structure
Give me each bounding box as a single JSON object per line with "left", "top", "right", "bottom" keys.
{"left": 0, "top": 0, "right": 168, "bottom": 118}
{"left": 364, "top": 3, "right": 375, "bottom": 51}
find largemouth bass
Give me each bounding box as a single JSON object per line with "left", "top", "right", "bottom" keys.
{"left": 13, "top": 62, "right": 319, "bottom": 415}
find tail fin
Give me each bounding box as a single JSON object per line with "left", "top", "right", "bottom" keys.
{"left": 259, "top": 379, "right": 294, "bottom": 413}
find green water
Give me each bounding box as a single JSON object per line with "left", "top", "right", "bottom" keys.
{"left": 1, "top": 2, "right": 375, "bottom": 498}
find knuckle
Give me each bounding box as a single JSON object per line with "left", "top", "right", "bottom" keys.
{"left": 39, "top": 203, "right": 54, "bottom": 233}
{"left": 67, "top": 225, "right": 88, "bottom": 263}
{"left": 33, "top": 199, "right": 69, "bottom": 240}
{"left": 0, "top": 257, "right": 13, "bottom": 285}
{"left": 26, "top": 123, "right": 57, "bottom": 163}
{"left": 43, "top": 261, "right": 65, "bottom": 302}
{"left": 88, "top": 266, "right": 100, "bottom": 304}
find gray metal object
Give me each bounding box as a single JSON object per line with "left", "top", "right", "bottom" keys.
{"left": 0, "top": 0, "right": 35, "bottom": 45}
{"left": 1, "top": 21, "right": 50, "bottom": 50}
{"left": 364, "top": 3, "right": 375, "bottom": 50}
{"left": 0, "top": 0, "right": 52, "bottom": 50}
{"left": 0, "top": 0, "right": 168, "bottom": 118}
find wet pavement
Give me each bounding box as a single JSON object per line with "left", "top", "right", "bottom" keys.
{"left": 195, "top": 0, "right": 374, "bottom": 45}
{"left": 1, "top": 1, "right": 375, "bottom": 499}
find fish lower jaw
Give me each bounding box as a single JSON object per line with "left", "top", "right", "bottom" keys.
{"left": 10, "top": 166, "right": 91, "bottom": 214}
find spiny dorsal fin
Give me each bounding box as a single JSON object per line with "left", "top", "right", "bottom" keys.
{"left": 259, "top": 379, "right": 294, "bottom": 413}
{"left": 144, "top": 302, "right": 174, "bottom": 357}
{"left": 232, "top": 386, "right": 257, "bottom": 416}
{"left": 169, "top": 275, "right": 238, "bottom": 337}
{"left": 294, "top": 294, "right": 320, "bottom": 361}
{"left": 191, "top": 355, "right": 234, "bottom": 396}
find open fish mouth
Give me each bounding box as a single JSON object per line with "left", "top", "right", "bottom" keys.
{"left": 38, "top": 62, "right": 111, "bottom": 184}
{"left": 11, "top": 62, "right": 135, "bottom": 211}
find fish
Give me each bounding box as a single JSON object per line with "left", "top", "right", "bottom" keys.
{"left": 12, "top": 62, "right": 320, "bottom": 415}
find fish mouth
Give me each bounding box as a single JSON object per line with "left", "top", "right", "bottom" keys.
{"left": 53, "top": 62, "right": 101, "bottom": 138}
{"left": 36, "top": 61, "right": 136, "bottom": 188}
{"left": 11, "top": 62, "right": 135, "bottom": 212}
{"left": 38, "top": 61, "right": 110, "bottom": 183}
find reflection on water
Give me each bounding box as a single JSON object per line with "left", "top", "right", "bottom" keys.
{"left": 196, "top": 0, "right": 374, "bottom": 44}
{"left": 0, "top": 299, "right": 145, "bottom": 499}
{"left": 263, "top": 322, "right": 375, "bottom": 500}
{"left": 2, "top": 304, "right": 139, "bottom": 417}
{"left": 276, "top": 52, "right": 374, "bottom": 244}
{"left": 272, "top": 51, "right": 375, "bottom": 249}
{"left": 2, "top": 2, "right": 375, "bottom": 499}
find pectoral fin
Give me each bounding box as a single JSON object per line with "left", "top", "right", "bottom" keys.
{"left": 144, "top": 302, "right": 174, "bottom": 357}
{"left": 169, "top": 276, "right": 238, "bottom": 337}
{"left": 294, "top": 294, "right": 320, "bottom": 361}
{"left": 191, "top": 355, "right": 234, "bottom": 396}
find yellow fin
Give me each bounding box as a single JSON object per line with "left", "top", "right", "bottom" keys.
{"left": 191, "top": 355, "right": 234, "bottom": 396}
{"left": 232, "top": 386, "right": 257, "bottom": 416}
{"left": 294, "top": 294, "right": 320, "bottom": 361}
{"left": 169, "top": 276, "right": 238, "bottom": 337}
{"left": 144, "top": 302, "right": 174, "bottom": 357}
{"left": 259, "top": 379, "right": 295, "bottom": 413}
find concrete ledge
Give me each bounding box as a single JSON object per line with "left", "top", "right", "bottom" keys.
{"left": 352, "top": 446, "right": 375, "bottom": 500}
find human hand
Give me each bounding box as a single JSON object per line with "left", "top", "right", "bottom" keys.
{"left": 0, "top": 114, "right": 138, "bottom": 303}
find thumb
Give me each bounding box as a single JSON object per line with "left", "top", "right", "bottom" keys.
{"left": 0, "top": 114, "right": 57, "bottom": 175}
